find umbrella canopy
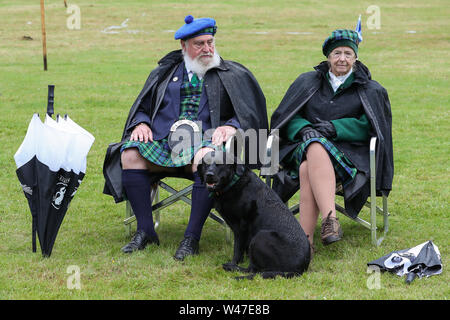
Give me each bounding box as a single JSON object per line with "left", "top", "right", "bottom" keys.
{"left": 14, "top": 113, "right": 94, "bottom": 257}
{"left": 367, "top": 240, "right": 442, "bottom": 284}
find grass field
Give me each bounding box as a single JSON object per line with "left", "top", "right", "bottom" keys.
{"left": 0, "top": 0, "right": 448, "bottom": 300}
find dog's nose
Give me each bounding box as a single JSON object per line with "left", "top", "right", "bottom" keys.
{"left": 205, "top": 172, "right": 216, "bottom": 183}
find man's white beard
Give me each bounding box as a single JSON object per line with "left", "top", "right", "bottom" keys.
{"left": 183, "top": 49, "right": 221, "bottom": 78}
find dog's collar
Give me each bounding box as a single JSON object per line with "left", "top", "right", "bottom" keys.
{"left": 208, "top": 166, "right": 245, "bottom": 198}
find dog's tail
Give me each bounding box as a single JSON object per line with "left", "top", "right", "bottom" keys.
{"left": 235, "top": 271, "right": 301, "bottom": 280}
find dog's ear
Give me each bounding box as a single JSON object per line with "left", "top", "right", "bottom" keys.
{"left": 226, "top": 149, "right": 245, "bottom": 177}
{"left": 196, "top": 163, "right": 204, "bottom": 183}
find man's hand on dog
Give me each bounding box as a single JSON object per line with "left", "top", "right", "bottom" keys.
{"left": 212, "top": 125, "right": 236, "bottom": 146}
{"left": 131, "top": 122, "right": 153, "bottom": 143}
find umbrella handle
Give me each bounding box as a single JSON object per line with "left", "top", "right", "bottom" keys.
{"left": 405, "top": 272, "right": 417, "bottom": 284}
{"left": 47, "top": 85, "right": 55, "bottom": 117}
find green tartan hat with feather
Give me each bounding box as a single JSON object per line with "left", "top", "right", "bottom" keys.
{"left": 322, "top": 29, "right": 360, "bottom": 57}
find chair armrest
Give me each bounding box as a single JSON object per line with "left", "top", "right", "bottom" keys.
{"left": 370, "top": 136, "right": 377, "bottom": 155}
{"left": 369, "top": 136, "right": 377, "bottom": 181}
{"left": 225, "top": 134, "right": 235, "bottom": 154}
{"left": 260, "top": 130, "right": 280, "bottom": 177}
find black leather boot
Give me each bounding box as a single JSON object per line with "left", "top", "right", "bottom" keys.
{"left": 121, "top": 230, "right": 159, "bottom": 254}
{"left": 173, "top": 236, "right": 199, "bottom": 261}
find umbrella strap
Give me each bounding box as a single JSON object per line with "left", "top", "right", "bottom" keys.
{"left": 47, "top": 85, "right": 55, "bottom": 117}
{"left": 32, "top": 216, "right": 37, "bottom": 253}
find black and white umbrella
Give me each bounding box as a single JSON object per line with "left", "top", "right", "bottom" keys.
{"left": 368, "top": 240, "right": 442, "bottom": 284}
{"left": 14, "top": 86, "right": 94, "bottom": 257}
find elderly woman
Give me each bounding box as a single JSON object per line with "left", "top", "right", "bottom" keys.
{"left": 270, "top": 29, "right": 393, "bottom": 254}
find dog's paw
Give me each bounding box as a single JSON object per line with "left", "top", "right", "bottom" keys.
{"left": 222, "top": 262, "right": 240, "bottom": 272}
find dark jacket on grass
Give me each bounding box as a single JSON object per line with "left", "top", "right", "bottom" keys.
{"left": 270, "top": 60, "right": 394, "bottom": 217}
{"left": 103, "top": 50, "right": 268, "bottom": 203}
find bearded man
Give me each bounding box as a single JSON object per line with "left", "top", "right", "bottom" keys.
{"left": 102, "top": 15, "right": 268, "bottom": 260}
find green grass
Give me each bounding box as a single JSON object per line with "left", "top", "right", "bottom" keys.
{"left": 0, "top": 0, "right": 449, "bottom": 300}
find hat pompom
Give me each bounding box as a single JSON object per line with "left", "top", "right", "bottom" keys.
{"left": 174, "top": 16, "right": 216, "bottom": 40}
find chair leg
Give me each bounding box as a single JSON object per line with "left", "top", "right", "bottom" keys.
{"left": 153, "top": 183, "right": 160, "bottom": 230}
{"left": 125, "top": 201, "right": 133, "bottom": 236}
{"left": 370, "top": 197, "right": 377, "bottom": 246}
{"left": 382, "top": 194, "right": 389, "bottom": 236}
{"left": 370, "top": 195, "right": 391, "bottom": 247}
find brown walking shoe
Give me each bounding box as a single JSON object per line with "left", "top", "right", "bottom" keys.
{"left": 321, "top": 211, "right": 343, "bottom": 245}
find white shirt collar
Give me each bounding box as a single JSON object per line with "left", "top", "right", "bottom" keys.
{"left": 185, "top": 65, "right": 202, "bottom": 81}
{"left": 328, "top": 68, "right": 353, "bottom": 92}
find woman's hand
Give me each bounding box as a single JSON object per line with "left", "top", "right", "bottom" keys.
{"left": 299, "top": 126, "right": 322, "bottom": 143}
{"left": 312, "top": 118, "right": 336, "bottom": 139}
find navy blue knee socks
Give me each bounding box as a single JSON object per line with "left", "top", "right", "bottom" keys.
{"left": 184, "top": 171, "right": 214, "bottom": 241}
{"left": 122, "top": 169, "right": 158, "bottom": 239}
{"left": 122, "top": 169, "right": 212, "bottom": 242}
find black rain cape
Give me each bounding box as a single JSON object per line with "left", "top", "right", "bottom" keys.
{"left": 14, "top": 113, "right": 95, "bottom": 257}
{"left": 103, "top": 50, "right": 268, "bottom": 203}
{"left": 270, "top": 61, "right": 394, "bottom": 217}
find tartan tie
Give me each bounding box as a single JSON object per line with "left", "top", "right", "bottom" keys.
{"left": 191, "top": 73, "right": 199, "bottom": 86}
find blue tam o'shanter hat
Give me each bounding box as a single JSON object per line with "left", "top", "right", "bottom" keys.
{"left": 174, "top": 15, "right": 217, "bottom": 40}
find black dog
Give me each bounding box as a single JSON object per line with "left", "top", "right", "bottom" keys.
{"left": 197, "top": 151, "right": 310, "bottom": 279}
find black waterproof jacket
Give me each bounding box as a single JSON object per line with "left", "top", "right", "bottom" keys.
{"left": 103, "top": 50, "right": 268, "bottom": 203}
{"left": 270, "top": 61, "right": 393, "bottom": 217}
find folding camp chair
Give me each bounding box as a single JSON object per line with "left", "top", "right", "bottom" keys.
{"left": 261, "top": 134, "right": 389, "bottom": 246}
{"left": 123, "top": 140, "right": 233, "bottom": 242}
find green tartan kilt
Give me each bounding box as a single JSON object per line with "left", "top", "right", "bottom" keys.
{"left": 286, "top": 137, "right": 357, "bottom": 188}
{"left": 121, "top": 138, "right": 218, "bottom": 167}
